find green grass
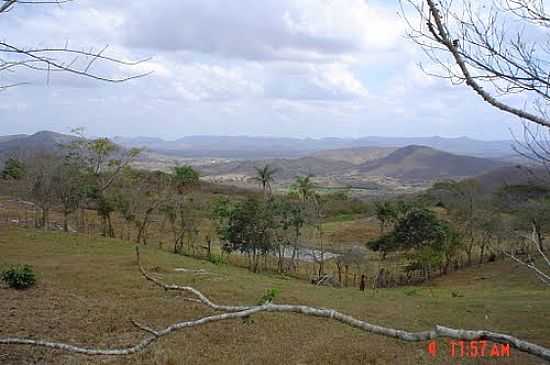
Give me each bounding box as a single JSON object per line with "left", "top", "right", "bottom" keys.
{"left": 0, "top": 226, "right": 549, "bottom": 364}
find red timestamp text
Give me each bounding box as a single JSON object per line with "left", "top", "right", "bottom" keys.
{"left": 427, "top": 340, "right": 511, "bottom": 359}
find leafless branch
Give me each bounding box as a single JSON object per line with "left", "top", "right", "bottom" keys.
{"left": 499, "top": 224, "right": 550, "bottom": 285}
{"left": 401, "top": 0, "right": 550, "bottom": 128}
{"left": 0, "top": 247, "right": 549, "bottom": 361}
{"left": 0, "top": 0, "right": 151, "bottom": 87}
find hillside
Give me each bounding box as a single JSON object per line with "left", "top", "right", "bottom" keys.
{"left": 310, "top": 146, "right": 396, "bottom": 165}
{"left": 0, "top": 131, "right": 78, "bottom": 159}
{"left": 353, "top": 136, "right": 514, "bottom": 158}
{"left": 1, "top": 226, "right": 548, "bottom": 364}
{"left": 473, "top": 165, "right": 550, "bottom": 193}
{"left": 198, "top": 145, "right": 513, "bottom": 191}
{"left": 358, "top": 145, "right": 509, "bottom": 182}
{"left": 199, "top": 157, "right": 356, "bottom": 181}
{"left": 0, "top": 134, "right": 28, "bottom": 143}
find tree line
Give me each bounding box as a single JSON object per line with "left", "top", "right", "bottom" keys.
{"left": 2, "top": 140, "right": 549, "bottom": 286}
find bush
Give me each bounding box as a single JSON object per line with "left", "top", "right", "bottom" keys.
{"left": 1, "top": 265, "right": 36, "bottom": 289}
{"left": 257, "top": 288, "right": 280, "bottom": 304}
{"left": 208, "top": 254, "right": 225, "bottom": 266}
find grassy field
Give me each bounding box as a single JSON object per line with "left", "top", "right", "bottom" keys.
{"left": 1, "top": 225, "right": 549, "bottom": 364}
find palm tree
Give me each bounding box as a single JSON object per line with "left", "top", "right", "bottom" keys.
{"left": 292, "top": 175, "right": 316, "bottom": 202}
{"left": 252, "top": 164, "right": 278, "bottom": 198}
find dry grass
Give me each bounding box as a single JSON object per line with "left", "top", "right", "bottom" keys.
{"left": 0, "top": 226, "right": 549, "bottom": 364}
{"left": 322, "top": 217, "right": 380, "bottom": 250}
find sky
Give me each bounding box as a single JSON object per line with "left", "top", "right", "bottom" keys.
{"left": 0, "top": 0, "right": 531, "bottom": 140}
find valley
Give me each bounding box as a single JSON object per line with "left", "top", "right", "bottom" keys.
{"left": 2, "top": 1, "right": 550, "bottom": 363}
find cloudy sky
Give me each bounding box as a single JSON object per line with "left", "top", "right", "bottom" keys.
{"left": 0, "top": 0, "right": 527, "bottom": 140}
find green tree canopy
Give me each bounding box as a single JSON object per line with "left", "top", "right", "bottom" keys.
{"left": 173, "top": 165, "right": 200, "bottom": 192}
{"left": 1, "top": 158, "right": 25, "bottom": 180}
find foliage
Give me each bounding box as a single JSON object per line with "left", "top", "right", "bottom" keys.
{"left": 1, "top": 265, "right": 36, "bottom": 289}
{"left": 173, "top": 165, "right": 200, "bottom": 192}
{"left": 163, "top": 193, "right": 201, "bottom": 253}
{"left": 252, "top": 164, "right": 278, "bottom": 196}
{"left": 257, "top": 288, "right": 280, "bottom": 305}
{"left": 290, "top": 175, "right": 316, "bottom": 202}
{"left": 367, "top": 233, "right": 400, "bottom": 258}
{"left": 392, "top": 208, "right": 447, "bottom": 250}
{"left": 208, "top": 254, "right": 225, "bottom": 266}
{"left": 369, "top": 206, "right": 458, "bottom": 277}
{"left": 1, "top": 158, "right": 25, "bottom": 180}
{"left": 217, "top": 198, "right": 274, "bottom": 254}
{"left": 374, "top": 200, "right": 414, "bottom": 234}
{"left": 212, "top": 196, "right": 306, "bottom": 273}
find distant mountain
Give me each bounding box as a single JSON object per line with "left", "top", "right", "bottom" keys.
{"left": 0, "top": 131, "right": 518, "bottom": 184}
{"left": 0, "top": 134, "right": 28, "bottom": 143}
{"left": 311, "top": 147, "right": 396, "bottom": 165}
{"left": 199, "top": 145, "right": 511, "bottom": 184}
{"left": 0, "top": 131, "right": 78, "bottom": 159}
{"left": 114, "top": 135, "right": 319, "bottom": 159}
{"left": 357, "top": 145, "right": 509, "bottom": 182}
{"left": 352, "top": 136, "right": 514, "bottom": 158}
{"left": 114, "top": 135, "right": 516, "bottom": 159}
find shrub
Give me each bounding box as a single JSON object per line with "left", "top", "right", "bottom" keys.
{"left": 1, "top": 265, "right": 36, "bottom": 289}
{"left": 208, "top": 254, "right": 225, "bottom": 266}
{"left": 257, "top": 288, "right": 280, "bottom": 305}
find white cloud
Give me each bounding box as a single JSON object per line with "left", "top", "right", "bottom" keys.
{"left": 0, "top": 0, "right": 525, "bottom": 140}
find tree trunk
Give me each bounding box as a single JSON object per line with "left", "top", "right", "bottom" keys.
{"left": 291, "top": 245, "right": 298, "bottom": 272}
{"left": 344, "top": 265, "right": 349, "bottom": 287}
{"left": 78, "top": 207, "right": 86, "bottom": 233}
{"left": 277, "top": 246, "right": 284, "bottom": 273}
{"left": 107, "top": 213, "right": 114, "bottom": 238}
{"left": 443, "top": 256, "right": 450, "bottom": 275}
{"left": 251, "top": 246, "right": 258, "bottom": 273}
{"left": 533, "top": 221, "right": 545, "bottom": 253}
{"left": 41, "top": 207, "right": 49, "bottom": 231}
{"left": 136, "top": 209, "right": 154, "bottom": 244}
{"left": 63, "top": 210, "right": 69, "bottom": 233}
{"left": 466, "top": 242, "right": 473, "bottom": 267}
{"left": 479, "top": 241, "right": 487, "bottom": 265}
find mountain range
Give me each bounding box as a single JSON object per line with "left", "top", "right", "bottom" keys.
{"left": 0, "top": 131, "right": 518, "bottom": 187}
{"left": 113, "top": 135, "right": 516, "bottom": 159}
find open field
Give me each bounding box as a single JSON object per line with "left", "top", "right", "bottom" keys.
{"left": 1, "top": 225, "right": 549, "bottom": 364}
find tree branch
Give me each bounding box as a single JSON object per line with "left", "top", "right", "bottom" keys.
{"left": 0, "top": 248, "right": 549, "bottom": 361}
{"left": 423, "top": 0, "right": 550, "bottom": 128}
{"left": 0, "top": 1, "right": 151, "bottom": 87}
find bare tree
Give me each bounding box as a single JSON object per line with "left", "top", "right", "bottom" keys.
{"left": 51, "top": 157, "right": 85, "bottom": 232}
{"left": 24, "top": 153, "right": 60, "bottom": 230}
{"left": 0, "top": 0, "right": 150, "bottom": 90}
{"left": 403, "top": 0, "right": 550, "bottom": 282}
{"left": 401, "top": 0, "right": 550, "bottom": 128}
{"left": 505, "top": 223, "right": 550, "bottom": 285}
{"left": 65, "top": 134, "right": 142, "bottom": 237}
{"left": 0, "top": 247, "right": 548, "bottom": 361}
